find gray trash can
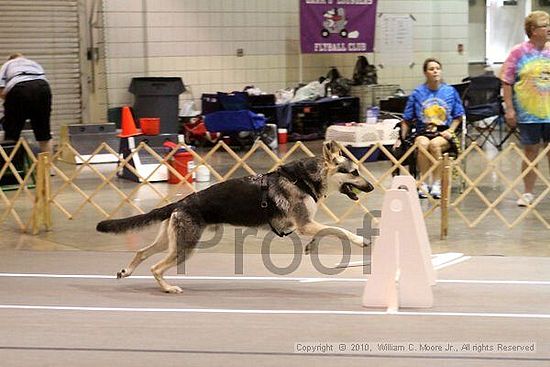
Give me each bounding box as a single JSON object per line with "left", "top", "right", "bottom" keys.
{"left": 129, "top": 77, "right": 185, "bottom": 133}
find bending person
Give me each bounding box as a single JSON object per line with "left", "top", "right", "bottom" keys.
{"left": 399, "top": 57, "right": 464, "bottom": 199}
{"left": 0, "top": 53, "right": 53, "bottom": 155}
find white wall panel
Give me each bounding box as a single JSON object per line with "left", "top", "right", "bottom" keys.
{"left": 102, "top": 0, "right": 469, "bottom": 109}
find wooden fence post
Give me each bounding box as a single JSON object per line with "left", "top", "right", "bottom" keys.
{"left": 440, "top": 153, "right": 451, "bottom": 239}
{"left": 32, "top": 152, "right": 52, "bottom": 234}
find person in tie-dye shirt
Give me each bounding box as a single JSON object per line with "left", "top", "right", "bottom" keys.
{"left": 501, "top": 11, "right": 550, "bottom": 207}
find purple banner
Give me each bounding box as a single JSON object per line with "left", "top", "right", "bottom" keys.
{"left": 300, "top": 0, "right": 378, "bottom": 53}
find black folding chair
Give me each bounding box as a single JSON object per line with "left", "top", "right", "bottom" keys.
{"left": 451, "top": 82, "right": 471, "bottom": 152}
{"left": 379, "top": 96, "right": 408, "bottom": 118}
{"left": 379, "top": 97, "right": 416, "bottom": 177}
{"left": 461, "top": 75, "right": 509, "bottom": 150}
{"left": 451, "top": 81, "right": 470, "bottom": 101}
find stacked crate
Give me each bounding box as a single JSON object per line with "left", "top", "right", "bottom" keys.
{"left": 350, "top": 84, "right": 400, "bottom": 122}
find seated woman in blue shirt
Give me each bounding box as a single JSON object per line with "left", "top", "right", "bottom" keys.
{"left": 398, "top": 58, "right": 464, "bottom": 199}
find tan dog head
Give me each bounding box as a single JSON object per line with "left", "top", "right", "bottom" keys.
{"left": 323, "top": 141, "right": 374, "bottom": 200}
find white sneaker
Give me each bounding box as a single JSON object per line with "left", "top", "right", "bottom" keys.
{"left": 430, "top": 182, "right": 441, "bottom": 199}
{"left": 418, "top": 183, "right": 430, "bottom": 199}
{"left": 517, "top": 193, "right": 534, "bottom": 207}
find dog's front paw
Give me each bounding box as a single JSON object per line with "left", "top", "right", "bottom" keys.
{"left": 164, "top": 285, "right": 183, "bottom": 294}
{"left": 117, "top": 268, "right": 130, "bottom": 278}
{"left": 351, "top": 235, "right": 369, "bottom": 248}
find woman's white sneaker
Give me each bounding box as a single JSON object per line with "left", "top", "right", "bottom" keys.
{"left": 517, "top": 193, "right": 534, "bottom": 207}
{"left": 418, "top": 183, "right": 430, "bottom": 199}
{"left": 430, "top": 182, "right": 441, "bottom": 199}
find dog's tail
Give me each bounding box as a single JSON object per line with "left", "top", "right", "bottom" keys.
{"left": 96, "top": 201, "right": 180, "bottom": 234}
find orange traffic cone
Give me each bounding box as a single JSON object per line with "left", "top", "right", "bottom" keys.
{"left": 118, "top": 106, "right": 142, "bottom": 137}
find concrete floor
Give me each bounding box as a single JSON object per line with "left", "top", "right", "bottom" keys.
{"left": 1, "top": 138, "right": 549, "bottom": 366}
{"left": 0, "top": 252, "right": 549, "bottom": 366}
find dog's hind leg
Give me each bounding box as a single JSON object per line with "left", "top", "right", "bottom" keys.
{"left": 117, "top": 220, "right": 169, "bottom": 279}
{"left": 150, "top": 211, "right": 204, "bottom": 293}
{"left": 299, "top": 221, "right": 367, "bottom": 254}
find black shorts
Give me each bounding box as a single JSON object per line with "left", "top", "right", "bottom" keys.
{"left": 518, "top": 123, "right": 550, "bottom": 145}
{"left": 3, "top": 79, "right": 52, "bottom": 142}
{"left": 415, "top": 127, "right": 460, "bottom": 155}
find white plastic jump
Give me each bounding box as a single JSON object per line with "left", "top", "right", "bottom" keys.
{"left": 362, "top": 175, "right": 435, "bottom": 310}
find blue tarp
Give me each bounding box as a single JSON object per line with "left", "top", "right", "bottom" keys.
{"left": 204, "top": 110, "right": 266, "bottom": 132}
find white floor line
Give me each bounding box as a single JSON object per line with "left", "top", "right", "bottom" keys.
{"left": 431, "top": 252, "right": 465, "bottom": 267}
{"left": 433, "top": 256, "right": 471, "bottom": 270}
{"left": 1, "top": 273, "right": 550, "bottom": 286}
{"left": 299, "top": 278, "right": 334, "bottom": 283}
{"left": 344, "top": 252, "right": 468, "bottom": 270}
{"left": 0, "top": 274, "right": 116, "bottom": 279}
{"left": 0, "top": 304, "right": 549, "bottom": 319}
{"left": 438, "top": 279, "right": 550, "bottom": 285}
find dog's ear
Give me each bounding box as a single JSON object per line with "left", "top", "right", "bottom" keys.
{"left": 323, "top": 140, "right": 341, "bottom": 163}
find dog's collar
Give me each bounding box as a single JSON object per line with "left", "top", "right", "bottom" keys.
{"left": 277, "top": 166, "right": 319, "bottom": 202}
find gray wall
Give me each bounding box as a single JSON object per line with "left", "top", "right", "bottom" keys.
{"left": 100, "top": 0, "right": 469, "bottom": 111}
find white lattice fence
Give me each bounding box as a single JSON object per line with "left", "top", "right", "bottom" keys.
{"left": 450, "top": 142, "right": 550, "bottom": 229}
{"left": 0, "top": 140, "right": 39, "bottom": 232}
{"left": 1, "top": 138, "right": 549, "bottom": 237}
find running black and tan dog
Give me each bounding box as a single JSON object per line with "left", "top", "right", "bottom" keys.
{"left": 96, "top": 141, "right": 373, "bottom": 293}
